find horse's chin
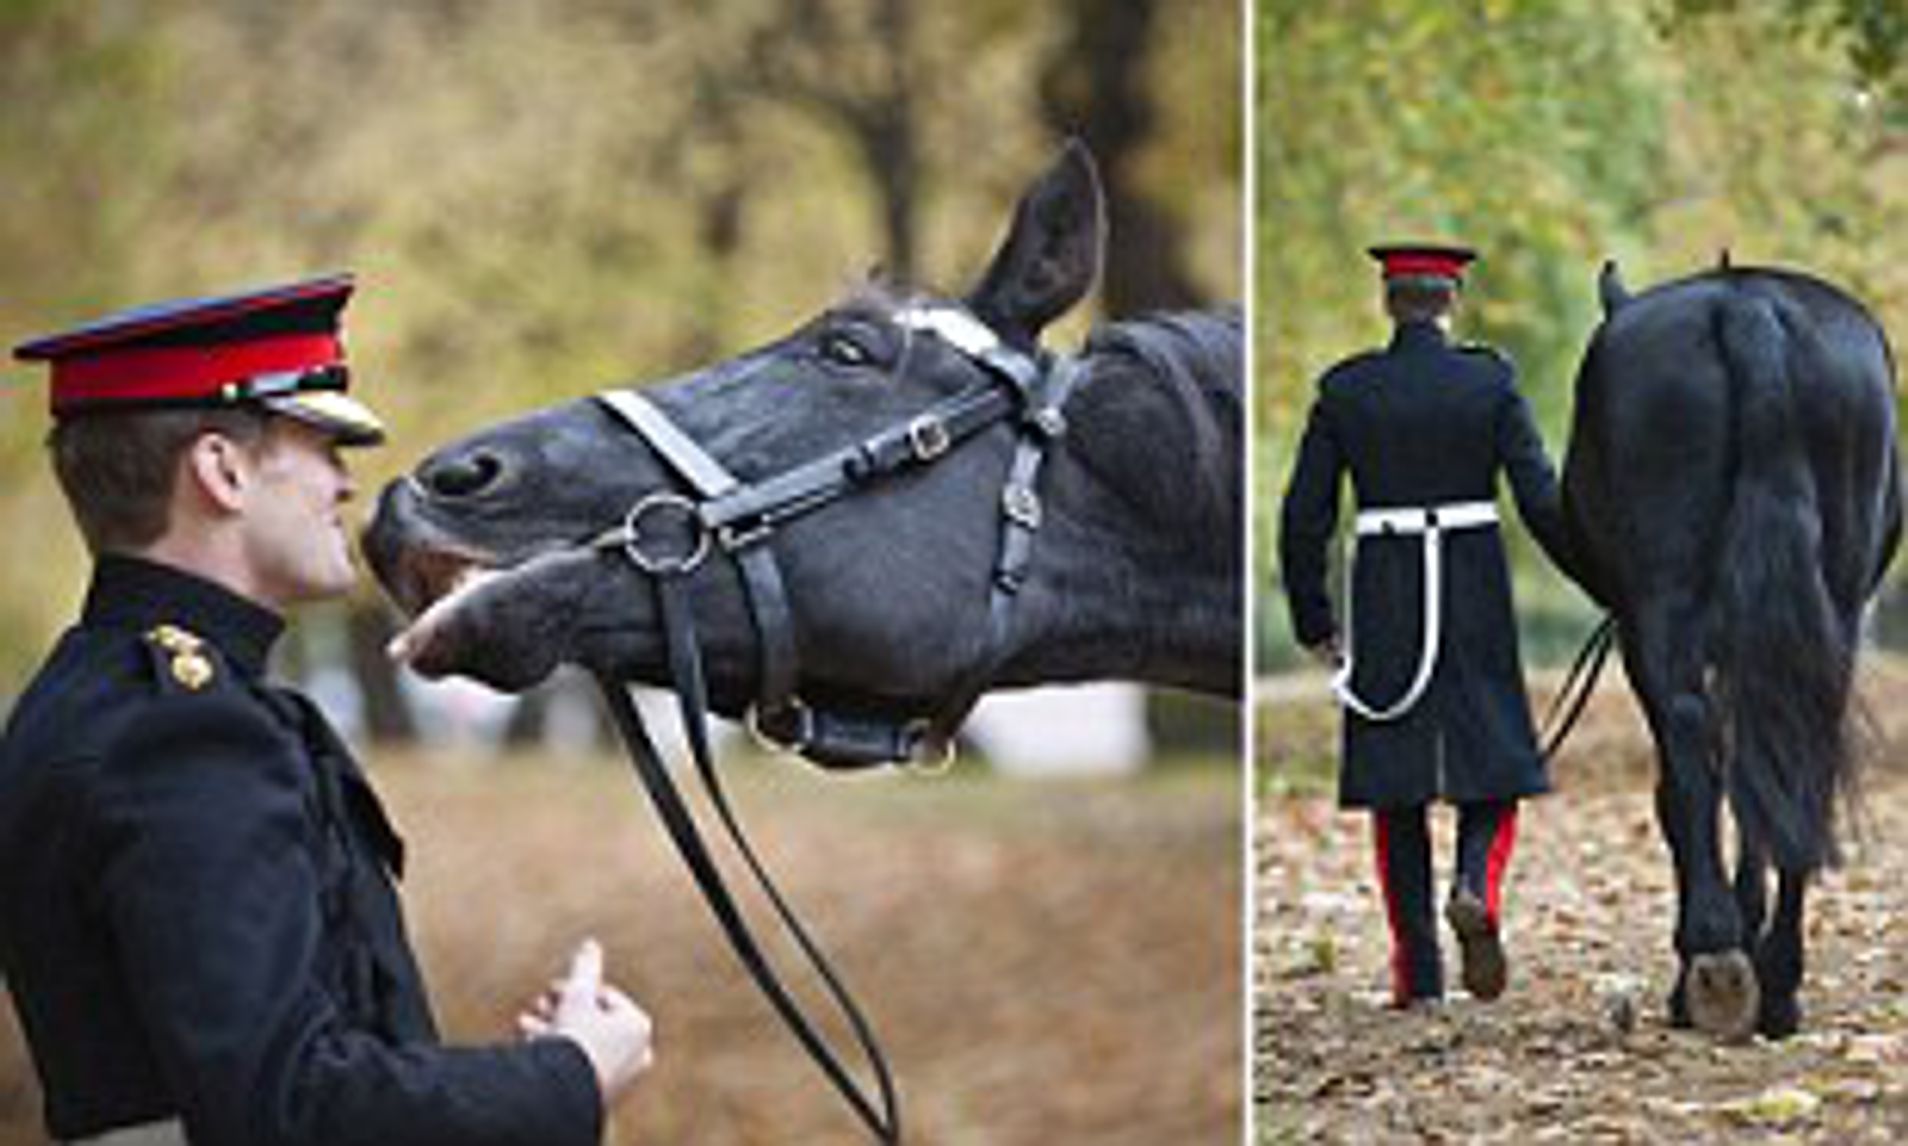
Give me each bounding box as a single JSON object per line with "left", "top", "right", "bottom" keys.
{"left": 386, "top": 549, "right": 601, "bottom": 692}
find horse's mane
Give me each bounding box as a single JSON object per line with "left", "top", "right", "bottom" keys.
{"left": 1084, "top": 307, "right": 1242, "bottom": 437}
{"left": 1080, "top": 307, "right": 1243, "bottom": 538}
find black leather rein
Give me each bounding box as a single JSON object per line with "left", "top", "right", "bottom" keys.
{"left": 1538, "top": 612, "right": 1616, "bottom": 762}
{"left": 587, "top": 302, "right": 1082, "bottom": 1143}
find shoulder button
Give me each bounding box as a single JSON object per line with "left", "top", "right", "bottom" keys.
{"left": 145, "top": 624, "right": 217, "bottom": 692}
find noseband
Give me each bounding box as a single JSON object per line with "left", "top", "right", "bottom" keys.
{"left": 593, "top": 303, "right": 1081, "bottom": 769}
{"left": 585, "top": 303, "right": 1080, "bottom": 1143}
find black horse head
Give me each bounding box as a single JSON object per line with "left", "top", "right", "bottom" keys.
{"left": 362, "top": 143, "right": 1241, "bottom": 738}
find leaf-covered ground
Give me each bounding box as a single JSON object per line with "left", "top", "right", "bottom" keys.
{"left": 0, "top": 759, "right": 1241, "bottom": 1145}
{"left": 1256, "top": 659, "right": 1908, "bottom": 1144}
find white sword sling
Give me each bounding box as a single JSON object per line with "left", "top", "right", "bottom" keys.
{"left": 1331, "top": 500, "right": 1499, "bottom": 721}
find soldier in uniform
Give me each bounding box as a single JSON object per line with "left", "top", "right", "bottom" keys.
{"left": 1279, "top": 244, "right": 1573, "bottom": 1008}
{"left": 0, "top": 276, "right": 652, "bottom": 1144}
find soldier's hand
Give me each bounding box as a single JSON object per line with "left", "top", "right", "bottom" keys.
{"left": 518, "top": 938, "right": 654, "bottom": 1106}
{"left": 1307, "top": 635, "right": 1342, "bottom": 669}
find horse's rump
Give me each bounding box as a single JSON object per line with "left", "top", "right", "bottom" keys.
{"left": 1567, "top": 268, "right": 1900, "bottom": 874}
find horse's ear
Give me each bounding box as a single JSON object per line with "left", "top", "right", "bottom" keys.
{"left": 966, "top": 139, "right": 1106, "bottom": 344}
{"left": 1598, "top": 259, "right": 1631, "bottom": 318}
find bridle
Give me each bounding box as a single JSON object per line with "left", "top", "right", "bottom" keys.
{"left": 584, "top": 301, "right": 1083, "bottom": 1143}
{"left": 591, "top": 302, "right": 1082, "bottom": 769}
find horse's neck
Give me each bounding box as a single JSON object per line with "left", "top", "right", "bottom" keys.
{"left": 1001, "top": 542, "right": 1241, "bottom": 697}
{"left": 999, "top": 316, "right": 1242, "bottom": 697}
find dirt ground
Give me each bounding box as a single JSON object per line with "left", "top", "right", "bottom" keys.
{"left": 1256, "top": 658, "right": 1908, "bottom": 1144}
{"left": 0, "top": 754, "right": 1241, "bottom": 1145}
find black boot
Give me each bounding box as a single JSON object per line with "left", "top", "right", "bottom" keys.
{"left": 1445, "top": 888, "right": 1507, "bottom": 1000}
{"left": 1449, "top": 800, "right": 1518, "bottom": 1001}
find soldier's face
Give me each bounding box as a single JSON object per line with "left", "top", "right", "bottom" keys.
{"left": 238, "top": 420, "right": 359, "bottom": 606}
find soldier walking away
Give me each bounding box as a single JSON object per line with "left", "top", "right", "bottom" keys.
{"left": 1278, "top": 244, "right": 1573, "bottom": 1008}
{"left": 0, "top": 276, "right": 652, "bottom": 1145}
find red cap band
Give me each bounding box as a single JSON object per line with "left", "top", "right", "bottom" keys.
{"left": 1379, "top": 253, "right": 1469, "bottom": 280}
{"left": 49, "top": 334, "right": 343, "bottom": 414}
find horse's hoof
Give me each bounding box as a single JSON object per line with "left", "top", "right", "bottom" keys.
{"left": 1757, "top": 993, "right": 1801, "bottom": 1039}
{"left": 1686, "top": 951, "right": 1759, "bottom": 1041}
{"left": 1445, "top": 891, "right": 1507, "bottom": 1001}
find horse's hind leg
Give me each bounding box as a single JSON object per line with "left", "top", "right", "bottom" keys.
{"left": 1754, "top": 870, "right": 1809, "bottom": 1038}
{"left": 1729, "top": 830, "right": 1816, "bottom": 1037}
{"left": 1628, "top": 606, "right": 1758, "bottom": 1038}
{"left": 1655, "top": 739, "right": 1759, "bottom": 1039}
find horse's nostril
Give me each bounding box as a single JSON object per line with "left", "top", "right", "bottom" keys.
{"left": 420, "top": 451, "right": 505, "bottom": 499}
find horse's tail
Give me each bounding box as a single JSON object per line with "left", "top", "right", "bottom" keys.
{"left": 1712, "top": 292, "right": 1852, "bottom": 873}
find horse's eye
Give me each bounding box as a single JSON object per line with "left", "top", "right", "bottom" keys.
{"left": 820, "top": 331, "right": 875, "bottom": 368}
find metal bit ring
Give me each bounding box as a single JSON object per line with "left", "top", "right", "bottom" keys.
{"left": 620, "top": 492, "right": 711, "bottom": 575}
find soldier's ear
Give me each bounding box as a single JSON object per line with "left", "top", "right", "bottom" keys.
{"left": 1597, "top": 260, "right": 1630, "bottom": 318}
{"left": 181, "top": 432, "right": 251, "bottom": 514}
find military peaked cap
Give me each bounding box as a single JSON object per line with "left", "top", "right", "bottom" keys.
{"left": 12, "top": 274, "right": 384, "bottom": 446}
{"left": 1367, "top": 243, "right": 1477, "bottom": 284}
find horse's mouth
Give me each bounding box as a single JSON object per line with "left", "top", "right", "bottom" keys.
{"left": 383, "top": 544, "right": 507, "bottom": 674}
{"left": 373, "top": 531, "right": 611, "bottom": 689}
{"left": 383, "top": 543, "right": 488, "bottom": 615}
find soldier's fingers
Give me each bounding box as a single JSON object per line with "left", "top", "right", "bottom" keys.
{"left": 561, "top": 938, "right": 604, "bottom": 1001}
{"left": 517, "top": 1013, "right": 552, "bottom": 1039}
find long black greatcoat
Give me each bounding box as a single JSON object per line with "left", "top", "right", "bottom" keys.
{"left": 1281, "top": 320, "right": 1569, "bottom": 809}
{"left": 0, "top": 556, "right": 600, "bottom": 1146}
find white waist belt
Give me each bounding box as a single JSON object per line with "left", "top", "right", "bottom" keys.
{"left": 65, "top": 1119, "right": 186, "bottom": 1146}
{"left": 1332, "top": 499, "right": 1499, "bottom": 722}
{"left": 1354, "top": 501, "right": 1500, "bottom": 537}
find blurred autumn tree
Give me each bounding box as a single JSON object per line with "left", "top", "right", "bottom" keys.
{"left": 1257, "top": 0, "right": 1905, "bottom": 669}
{"left": 0, "top": 0, "right": 1239, "bottom": 691}
{"left": 1669, "top": 0, "right": 1906, "bottom": 95}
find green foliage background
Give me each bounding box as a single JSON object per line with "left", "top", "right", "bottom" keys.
{"left": 0, "top": 0, "right": 1240, "bottom": 688}
{"left": 1255, "top": 0, "right": 1905, "bottom": 671}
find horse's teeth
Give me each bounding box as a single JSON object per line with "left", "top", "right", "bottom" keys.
{"left": 451, "top": 566, "right": 498, "bottom": 599}
{"left": 390, "top": 564, "right": 499, "bottom": 669}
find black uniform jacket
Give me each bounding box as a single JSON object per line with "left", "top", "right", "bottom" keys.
{"left": 1280, "top": 320, "right": 1570, "bottom": 809}
{"left": 0, "top": 556, "right": 600, "bottom": 1145}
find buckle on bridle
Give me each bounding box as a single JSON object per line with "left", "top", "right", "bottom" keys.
{"left": 1027, "top": 405, "right": 1067, "bottom": 439}
{"left": 619, "top": 492, "right": 711, "bottom": 575}
{"left": 901, "top": 721, "right": 958, "bottom": 776}
{"left": 906, "top": 415, "right": 950, "bottom": 461}
{"left": 746, "top": 700, "right": 814, "bottom": 754}
{"left": 1001, "top": 483, "right": 1042, "bottom": 529}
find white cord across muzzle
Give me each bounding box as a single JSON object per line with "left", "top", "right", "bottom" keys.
{"left": 1332, "top": 500, "right": 1499, "bottom": 722}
